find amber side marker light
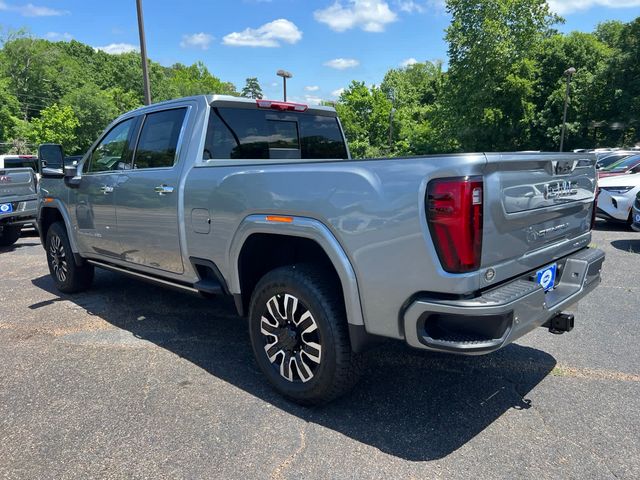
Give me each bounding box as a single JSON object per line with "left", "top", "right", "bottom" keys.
{"left": 266, "top": 215, "right": 294, "bottom": 223}
{"left": 43, "top": 197, "right": 55, "bottom": 204}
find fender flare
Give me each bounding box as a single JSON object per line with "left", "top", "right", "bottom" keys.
{"left": 38, "top": 199, "right": 80, "bottom": 254}
{"left": 228, "top": 215, "right": 365, "bottom": 327}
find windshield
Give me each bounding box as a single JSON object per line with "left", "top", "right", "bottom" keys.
{"left": 603, "top": 155, "right": 640, "bottom": 172}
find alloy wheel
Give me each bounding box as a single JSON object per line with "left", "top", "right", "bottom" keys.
{"left": 260, "top": 293, "right": 322, "bottom": 383}
{"left": 49, "top": 234, "right": 68, "bottom": 283}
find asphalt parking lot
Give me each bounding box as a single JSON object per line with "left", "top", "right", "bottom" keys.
{"left": 1, "top": 222, "right": 638, "bottom": 479}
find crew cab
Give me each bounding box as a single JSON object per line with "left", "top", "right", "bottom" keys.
{"left": 37, "top": 95, "right": 605, "bottom": 404}
{"left": 0, "top": 167, "right": 38, "bottom": 247}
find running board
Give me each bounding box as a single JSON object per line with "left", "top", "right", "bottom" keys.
{"left": 86, "top": 260, "right": 200, "bottom": 294}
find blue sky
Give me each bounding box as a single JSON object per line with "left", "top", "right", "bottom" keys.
{"left": 1, "top": 0, "right": 639, "bottom": 104}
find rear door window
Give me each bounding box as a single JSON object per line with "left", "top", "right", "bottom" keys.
{"left": 133, "top": 108, "right": 187, "bottom": 169}
{"left": 203, "top": 108, "right": 347, "bottom": 160}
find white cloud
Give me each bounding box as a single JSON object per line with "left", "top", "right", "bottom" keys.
{"left": 0, "top": 1, "right": 68, "bottom": 16}
{"left": 304, "top": 95, "right": 323, "bottom": 105}
{"left": 401, "top": 57, "right": 418, "bottom": 67}
{"left": 95, "top": 43, "right": 139, "bottom": 54}
{"left": 180, "top": 33, "right": 214, "bottom": 50}
{"left": 396, "top": 1, "right": 425, "bottom": 13}
{"left": 548, "top": 0, "right": 640, "bottom": 14}
{"left": 324, "top": 58, "right": 360, "bottom": 69}
{"left": 223, "top": 19, "right": 302, "bottom": 47}
{"left": 305, "top": 85, "right": 320, "bottom": 92}
{"left": 271, "top": 82, "right": 279, "bottom": 87}
{"left": 314, "top": 0, "right": 397, "bottom": 33}
{"left": 332, "top": 88, "right": 345, "bottom": 98}
{"left": 45, "top": 31, "right": 73, "bottom": 41}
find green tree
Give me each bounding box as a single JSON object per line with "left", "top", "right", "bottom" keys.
{"left": 444, "top": 0, "right": 559, "bottom": 151}
{"left": 168, "top": 62, "right": 237, "bottom": 98}
{"left": 241, "top": 77, "right": 264, "bottom": 99}
{"left": 380, "top": 61, "right": 457, "bottom": 154}
{"left": 27, "top": 103, "right": 79, "bottom": 152}
{"left": 0, "top": 78, "right": 21, "bottom": 142}
{"left": 62, "top": 83, "right": 119, "bottom": 153}
{"left": 335, "top": 81, "right": 393, "bottom": 158}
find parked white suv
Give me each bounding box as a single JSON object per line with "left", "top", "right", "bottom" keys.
{"left": 597, "top": 172, "right": 640, "bottom": 225}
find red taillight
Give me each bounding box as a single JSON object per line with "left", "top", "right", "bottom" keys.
{"left": 427, "top": 176, "right": 483, "bottom": 273}
{"left": 256, "top": 99, "right": 308, "bottom": 112}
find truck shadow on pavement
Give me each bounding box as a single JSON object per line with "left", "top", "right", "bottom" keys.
{"left": 611, "top": 239, "right": 640, "bottom": 254}
{"left": 32, "top": 271, "right": 557, "bottom": 462}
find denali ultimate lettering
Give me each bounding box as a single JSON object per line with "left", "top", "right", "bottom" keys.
{"left": 544, "top": 181, "right": 578, "bottom": 200}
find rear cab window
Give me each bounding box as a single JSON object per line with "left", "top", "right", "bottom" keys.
{"left": 203, "top": 107, "right": 348, "bottom": 161}
{"left": 2, "top": 157, "right": 39, "bottom": 172}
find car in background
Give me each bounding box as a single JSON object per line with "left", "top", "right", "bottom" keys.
{"left": 0, "top": 167, "right": 38, "bottom": 246}
{"left": 0, "top": 155, "right": 39, "bottom": 173}
{"left": 596, "top": 151, "right": 635, "bottom": 170}
{"left": 598, "top": 154, "right": 640, "bottom": 179}
{"left": 597, "top": 172, "right": 640, "bottom": 226}
{"left": 631, "top": 192, "right": 640, "bottom": 232}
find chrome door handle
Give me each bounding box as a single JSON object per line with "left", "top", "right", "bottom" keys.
{"left": 154, "top": 185, "right": 174, "bottom": 195}
{"left": 100, "top": 185, "right": 114, "bottom": 194}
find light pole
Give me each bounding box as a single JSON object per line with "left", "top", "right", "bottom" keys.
{"left": 559, "top": 67, "right": 576, "bottom": 152}
{"left": 136, "top": 0, "right": 152, "bottom": 105}
{"left": 277, "top": 70, "right": 292, "bottom": 102}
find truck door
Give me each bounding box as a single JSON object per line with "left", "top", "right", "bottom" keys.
{"left": 74, "top": 118, "right": 136, "bottom": 257}
{"left": 114, "top": 107, "right": 188, "bottom": 274}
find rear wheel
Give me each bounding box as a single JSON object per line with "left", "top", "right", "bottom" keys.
{"left": 45, "top": 222, "right": 94, "bottom": 293}
{"left": 0, "top": 225, "right": 21, "bottom": 247}
{"left": 248, "top": 264, "right": 362, "bottom": 405}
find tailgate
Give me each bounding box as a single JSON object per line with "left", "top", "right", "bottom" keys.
{"left": 482, "top": 152, "right": 596, "bottom": 279}
{"left": 0, "top": 168, "right": 37, "bottom": 201}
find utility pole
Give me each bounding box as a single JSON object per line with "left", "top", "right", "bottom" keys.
{"left": 136, "top": 0, "right": 152, "bottom": 105}
{"left": 277, "top": 70, "right": 292, "bottom": 102}
{"left": 559, "top": 67, "right": 576, "bottom": 152}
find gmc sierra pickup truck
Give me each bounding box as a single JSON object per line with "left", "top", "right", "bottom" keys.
{"left": 37, "top": 95, "right": 605, "bottom": 404}
{"left": 1, "top": 166, "right": 38, "bottom": 247}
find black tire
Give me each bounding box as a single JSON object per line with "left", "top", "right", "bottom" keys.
{"left": 0, "top": 225, "right": 21, "bottom": 247}
{"left": 248, "top": 264, "right": 362, "bottom": 405}
{"left": 45, "top": 221, "right": 94, "bottom": 293}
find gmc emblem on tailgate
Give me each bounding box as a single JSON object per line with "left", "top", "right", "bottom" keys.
{"left": 0, "top": 175, "right": 11, "bottom": 183}
{"left": 544, "top": 180, "right": 578, "bottom": 200}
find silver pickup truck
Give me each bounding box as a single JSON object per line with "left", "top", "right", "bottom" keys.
{"left": 1, "top": 166, "right": 38, "bottom": 247}
{"left": 37, "top": 95, "right": 605, "bottom": 404}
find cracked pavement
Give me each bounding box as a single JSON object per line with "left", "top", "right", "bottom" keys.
{"left": 0, "top": 221, "right": 638, "bottom": 479}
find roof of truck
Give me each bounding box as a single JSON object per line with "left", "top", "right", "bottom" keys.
{"left": 125, "top": 94, "right": 337, "bottom": 117}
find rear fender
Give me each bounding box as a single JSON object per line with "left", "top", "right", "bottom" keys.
{"left": 228, "top": 214, "right": 365, "bottom": 328}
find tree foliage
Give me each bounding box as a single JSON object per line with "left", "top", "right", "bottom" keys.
{"left": 0, "top": 32, "right": 238, "bottom": 154}
{"left": 241, "top": 77, "right": 264, "bottom": 99}
{"left": 27, "top": 104, "right": 79, "bottom": 152}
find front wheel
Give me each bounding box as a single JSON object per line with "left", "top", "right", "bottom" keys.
{"left": 46, "top": 222, "right": 94, "bottom": 293}
{"left": 248, "top": 264, "right": 362, "bottom": 405}
{"left": 0, "top": 225, "right": 21, "bottom": 247}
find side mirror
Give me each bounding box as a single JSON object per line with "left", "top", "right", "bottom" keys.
{"left": 38, "top": 143, "right": 65, "bottom": 177}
